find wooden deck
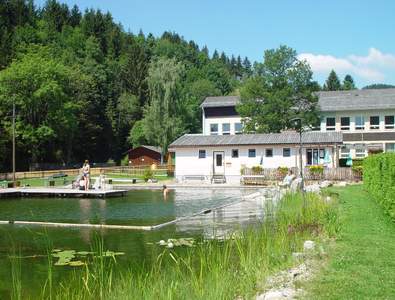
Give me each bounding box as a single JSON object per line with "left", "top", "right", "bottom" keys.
{"left": 0, "top": 188, "right": 127, "bottom": 198}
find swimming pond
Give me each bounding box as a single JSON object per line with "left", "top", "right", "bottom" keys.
{"left": 0, "top": 188, "right": 273, "bottom": 298}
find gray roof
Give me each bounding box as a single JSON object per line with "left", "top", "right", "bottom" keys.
{"left": 318, "top": 88, "right": 395, "bottom": 112}
{"left": 200, "top": 89, "right": 395, "bottom": 112}
{"left": 139, "top": 145, "right": 162, "bottom": 153}
{"left": 169, "top": 132, "right": 342, "bottom": 148}
{"left": 200, "top": 96, "right": 240, "bottom": 108}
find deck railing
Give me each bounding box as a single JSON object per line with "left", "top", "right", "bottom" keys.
{"left": 0, "top": 165, "right": 173, "bottom": 181}
{"left": 241, "top": 166, "right": 361, "bottom": 184}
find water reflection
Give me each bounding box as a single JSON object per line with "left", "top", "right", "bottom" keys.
{"left": 175, "top": 189, "right": 278, "bottom": 239}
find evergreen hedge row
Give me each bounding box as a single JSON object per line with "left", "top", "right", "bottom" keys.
{"left": 363, "top": 153, "right": 395, "bottom": 219}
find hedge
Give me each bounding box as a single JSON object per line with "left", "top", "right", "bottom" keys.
{"left": 364, "top": 153, "right": 395, "bottom": 220}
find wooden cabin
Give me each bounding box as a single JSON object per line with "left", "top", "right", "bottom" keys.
{"left": 127, "top": 145, "right": 162, "bottom": 166}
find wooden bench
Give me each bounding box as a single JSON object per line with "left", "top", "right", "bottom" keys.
{"left": 241, "top": 175, "right": 267, "bottom": 185}
{"left": 182, "top": 175, "right": 207, "bottom": 182}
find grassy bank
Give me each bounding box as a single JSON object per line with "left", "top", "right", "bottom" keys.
{"left": 9, "top": 191, "right": 339, "bottom": 299}
{"left": 4, "top": 173, "right": 173, "bottom": 187}
{"left": 304, "top": 185, "right": 395, "bottom": 299}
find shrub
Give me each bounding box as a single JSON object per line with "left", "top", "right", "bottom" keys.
{"left": 106, "top": 158, "right": 116, "bottom": 166}
{"left": 309, "top": 165, "right": 324, "bottom": 174}
{"left": 251, "top": 166, "right": 263, "bottom": 175}
{"left": 277, "top": 166, "right": 289, "bottom": 177}
{"left": 351, "top": 165, "right": 363, "bottom": 177}
{"left": 120, "top": 155, "right": 129, "bottom": 166}
{"left": 364, "top": 153, "right": 395, "bottom": 219}
{"left": 143, "top": 169, "right": 153, "bottom": 182}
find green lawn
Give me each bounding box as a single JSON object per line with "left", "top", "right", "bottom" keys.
{"left": 304, "top": 185, "right": 395, "bottom": 299}
{"left": 3, "top": 173, "right": 173, "bottom": 187}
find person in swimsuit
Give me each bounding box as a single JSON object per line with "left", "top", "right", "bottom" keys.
{"left": 82, "top": 160, "right": 90, "bottom": 191}
{"left": 163, "top": 184, "right": 169, "bottom": 199}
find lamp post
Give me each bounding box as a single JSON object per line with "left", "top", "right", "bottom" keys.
{"left": 12, "top": 100, "right": 16, "bottom": 187}
{"left": 290, "top": 117, "right": 304, "bottom": 192}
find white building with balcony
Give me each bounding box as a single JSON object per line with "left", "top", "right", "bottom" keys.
{"left": 318, "top": 89, "right": 395, "bottom": 159}
{"left": 169, "top": 89, "right": 395, "bottom": 183}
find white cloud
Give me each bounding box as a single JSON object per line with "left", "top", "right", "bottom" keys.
{"left": 297, "top": 48, "right": 395, "bottom": 83}
{"left": 349, "top": 48, "right": 395, "bottom": 68}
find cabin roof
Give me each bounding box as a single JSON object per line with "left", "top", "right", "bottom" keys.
{"left": 169, "top": 132, "right": 342, "bottom": 148}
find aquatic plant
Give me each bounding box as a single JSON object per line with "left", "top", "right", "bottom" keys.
{"left": 35, "top": 191, "right": 337, "bottom": 299}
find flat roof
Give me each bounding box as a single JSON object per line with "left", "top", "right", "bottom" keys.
{"left": 169, "top": 132, "right": 342, "bottom": 148}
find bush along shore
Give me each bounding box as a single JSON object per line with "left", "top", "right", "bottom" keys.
{"left": 363, "top": 152, "right": 395, "bottom": 219}
{"left": 10, "top": 191, "right": 340, "bottom": 299}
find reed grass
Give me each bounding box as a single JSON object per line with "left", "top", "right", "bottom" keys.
{"left": 10, "top": 191, "right": 339, "bottom": 300}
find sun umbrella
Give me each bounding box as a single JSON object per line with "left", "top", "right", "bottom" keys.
{"left": 323, "top": 149, "right": 332, "bottom": 165}
{"left": 346, "top": 153, "right": 353, "bottom": 166}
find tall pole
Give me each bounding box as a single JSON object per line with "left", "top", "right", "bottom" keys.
{"left": 299, "top": 126, "right": 304, "bottom": 192}
{"left": 12, "top": 100, "right": 16, "bottom": 187}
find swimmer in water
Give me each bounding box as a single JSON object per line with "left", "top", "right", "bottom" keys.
{"left": 163, "top": 184, "right": 169, "bottom": 199}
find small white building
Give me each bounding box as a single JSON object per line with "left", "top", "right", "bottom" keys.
{"left": 169, "top": 131, "right": 342, "bottom": 184}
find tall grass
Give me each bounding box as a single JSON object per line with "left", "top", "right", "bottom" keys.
{"left": 8, "top": 191, "right": 339, "bottom": 299}
{"left": 45, "top": 191, "right": 339, "bottom": 300}
{"left": 10, "top": 247, "right": 22, "bottom": 300}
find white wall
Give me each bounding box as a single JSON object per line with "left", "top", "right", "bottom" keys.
{"left": 203, "top": 116, "right": 242, "bottom": 135}
{"left": 174, "top": 145, "right": 335, "bottom": 184}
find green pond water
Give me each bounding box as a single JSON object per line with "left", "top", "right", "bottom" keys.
{"left": 0, "top": 188, "right": 260, "bottom": 298}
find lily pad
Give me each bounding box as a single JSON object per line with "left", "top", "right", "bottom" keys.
{"left": 76, "top": 251, "right": 94, "bottom": 256}
{"left": 101, "top": 250, "right": 125, "bottom": 257}
{"left": 50, "top": 248, "right": 125, "bottom": 266}
{"left": 158, "top": 238, "right": 195, "bottom": 248}
{"left": 68, "top": 261, "right": 86, "bottom": 267}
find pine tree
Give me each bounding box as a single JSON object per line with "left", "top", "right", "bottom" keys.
{"left": 242, "top": 57, "right": 252, "bottom": 77}
{"left": 201, "top": 45, "right": 209, "bottom": 56}
{"left": 220, "top": 52, "right": 227, "bottom": 65}
{"left": 342, "top": 74, "right": 356, "bottom": 90}
{"left": 69, "top": 5, "right": 81, "bottom": 27}
{"left": 324, "top": 70, "right": 341, "bottom": 91}
{"left": 212, "top": 50, "right": 219, "bottom": 60}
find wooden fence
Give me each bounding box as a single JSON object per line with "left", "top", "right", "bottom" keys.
{"left": 0, "top": 165, "right": 173, "bottom": 181}
{"left": 242, "top": 167, "right": 361, "bottom": 182}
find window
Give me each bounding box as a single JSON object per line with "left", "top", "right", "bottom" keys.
{"left": 385, "top": 116, "right": 394, "bottom": 129}
{"left": 355, "top": 148, "right": 366, "bottom": 158}
{"left": 306, "top": 149, "right": 320, "bottom": 165}
{"left": 370, "top": 116, "right": 380, "bottom": 130}
{"left": 355, "top": 116, "right": 365, "bottom": 130}
{"left": 340, "top": 117, "right": 350, "bottom": 131}
{"left": 283, "top": 148, "right": 291, "bottom": 157}
{"left": 222, "top": 123, "right": 230, "bottom": 135}
{"left": 231, "top": 149, "right": 239, "bottom": 158}
{"left": 265, "top": 148, "right": 273, "bottom": 157}
{"left": 210, "top": 124, "right": 218, "bottom": 135}
{"left": 326, "top": 117, "right": 336, "bottom": 131}
{"left": 198, "top": 150, "right": 206, "bottom": 159}
{"left": 248, "top": 149, "right": 256, "bottom": 158}
{"left": 340, "top": 148, "right": 350, "bottom": 159}
{"left": 235, "top": 122, "right": 243, "bottom": 134}
{"left": 386, "top": 143, "right": 395, "bottom": 152}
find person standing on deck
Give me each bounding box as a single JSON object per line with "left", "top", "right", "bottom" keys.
{"left": 82, "top": 160, "right": 90, "bottom": 191}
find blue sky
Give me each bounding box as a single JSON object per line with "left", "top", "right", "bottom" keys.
{"left": 36, "top": 0, "right": 395, "bottom": 88}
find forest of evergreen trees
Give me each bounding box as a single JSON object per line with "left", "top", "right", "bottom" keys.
{"left": 0, "top": 1, "right": 391, "bottom": 172}
{"left": 0, "top": 0, "right": 255, "bottom": 171}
